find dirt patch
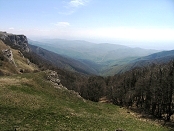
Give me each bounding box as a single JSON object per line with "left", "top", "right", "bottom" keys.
{"left": 99, "top": 96, "right": 111, "bottom": 103}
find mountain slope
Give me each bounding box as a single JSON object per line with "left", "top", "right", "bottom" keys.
{"left": 0, "top": 71, "right": 169, "bottom": 131}
{"left": 104, "top": 50, "right": 174, "bottom": 75}
{"left": 29, "top": 44, "right": 98, "bottom": 75}
{"left": 127, "top": 50, "right": 174, "bottom": 70}
{"left": 29, "top": 39, "right": 157, "bottom": 64}
{"left": 0, "top": 40, "right": 38, "bottom": 75}
{"left": 133, "top": 50, "right": 174, "bottom": 62}
{"left": 29, "top": 39, "right": 158, "bottom": 75}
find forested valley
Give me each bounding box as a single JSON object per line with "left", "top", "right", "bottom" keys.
{"left": 79, "top": 61, "right": 174, "bottom": 122}
{"left": 26, "top": 49, "right": 174, "bottom": 124}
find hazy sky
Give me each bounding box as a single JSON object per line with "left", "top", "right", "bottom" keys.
{"left": 0, "top": 0, "right": 174, "bottom": 49}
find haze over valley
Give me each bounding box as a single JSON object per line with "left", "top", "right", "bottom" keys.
{"left": 29, "top": 39, "right": 160, "bottom": 75}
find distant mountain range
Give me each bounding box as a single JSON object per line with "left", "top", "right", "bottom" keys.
{"left": 29, "top": 39, "right": 159, "bottom": 75}
{"left": 29, "top": 39, "right": 157, "bottom": 63}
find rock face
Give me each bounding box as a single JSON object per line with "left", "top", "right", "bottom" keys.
{"left": 0, "top": 32, "right": 7, "bottom": 40}
{"left": 46, "top": 70, "right": 84, "bottom": 100}
{"left": 2, "top": 49, "right": 17, "bottom": 67}
{"left": 0, "top": 31, "right": 30, "bottom": 52}
{"left": 46, "top": 70, "right": 65, "bottom": 89}
{"left": 47, "top": 70, "right": 61, "bottom": 84}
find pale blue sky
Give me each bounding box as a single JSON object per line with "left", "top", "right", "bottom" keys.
{"left": 0, "top": 0, "right": 174, "bottom": 49}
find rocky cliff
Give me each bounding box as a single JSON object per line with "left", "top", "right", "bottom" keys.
{"left": 0, "top": 31, "right": 30, "bottom": 52}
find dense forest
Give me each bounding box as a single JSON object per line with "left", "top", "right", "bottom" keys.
{"left": 82, "top": 62, "right": 174, "bottom": 121}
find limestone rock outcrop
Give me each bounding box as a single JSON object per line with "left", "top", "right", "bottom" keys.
{"left": 45, "top": 70, "right": 84, "bottom": 101}
{"left": 0, "top": 31, "right": 30, "bottom": 52}
{"left": 2, "top": 49, "right": 17, "bottom": 67}
{"left": 46, "top": 70, "right": 65, "bottom": 89}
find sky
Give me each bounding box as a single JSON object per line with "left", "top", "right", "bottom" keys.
{"left": 0, "top": 0, "right": 174, "bottom": 50}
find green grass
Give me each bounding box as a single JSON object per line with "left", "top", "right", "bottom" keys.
{"left": 0, "top": 72, "right": 172, "bottom": 131}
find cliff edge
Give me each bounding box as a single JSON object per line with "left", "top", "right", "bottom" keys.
{"left": 0, "top": 31, "right": 30, "bottom": 52}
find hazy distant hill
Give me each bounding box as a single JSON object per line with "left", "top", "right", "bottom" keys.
{"left": 133, "top": 50, "right": 174, "bottom": 62}
{"left": 29, "top": 44, "right": 99, "bottom": 75}
{"left": 29, "top": 39, "right": 158, "bottom": 75}
{"left": 29, "top": 39, "right": 157, "bottom": 63}
{"left": 129, "top": 50, "right": 174, "bottom": 68}
{"left": 104, "top": 50, "right": 174, "bottom": 76}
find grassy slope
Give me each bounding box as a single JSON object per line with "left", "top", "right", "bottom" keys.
{"left": 0, "top": 40, "right": 38, "bottom": 75}
{"left": 0, "top": 72, "right": 171, "bottom": 131}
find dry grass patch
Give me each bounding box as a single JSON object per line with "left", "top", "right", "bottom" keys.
{"left": 0, "top": 40, "right": 9, "bottom": 50}
{"left": 0, "top": 77, "right": 29, "bottom": 86}
{"left": 12, "top": 49, "right": 38, "bottom": 72}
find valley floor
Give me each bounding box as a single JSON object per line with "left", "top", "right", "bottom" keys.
{"left": 0, "top": 72, "right": 172, "bottom": 131}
